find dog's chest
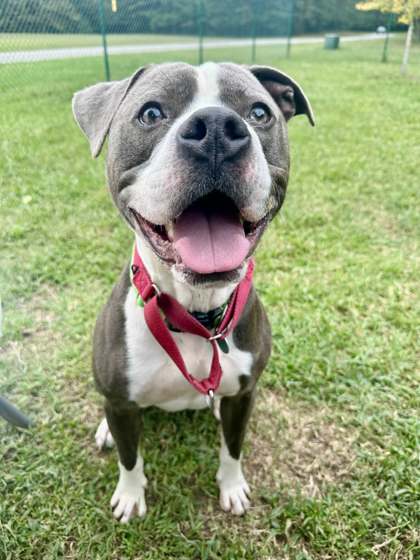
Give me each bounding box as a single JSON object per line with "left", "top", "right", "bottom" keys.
{"left": 124, "top": 287, "right": 252, "bottom": 411}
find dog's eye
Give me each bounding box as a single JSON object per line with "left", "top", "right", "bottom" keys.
{"left": 138, "top": 104, "right": 165, "bottom": 126}
{"left": 248, "top": 104, "right": 272, "bottom": 125}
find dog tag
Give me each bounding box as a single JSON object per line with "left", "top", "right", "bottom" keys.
{"left": 206, "top": 390, "right": 215, "bottom": 411}
{"left": 217, "top": 337, "right": 229, "bottom": 354}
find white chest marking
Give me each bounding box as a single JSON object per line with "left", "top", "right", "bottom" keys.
{"left": 124, "top": 287, "right": 253, "bottom": 411}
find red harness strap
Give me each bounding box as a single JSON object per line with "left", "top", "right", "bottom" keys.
{"left": 130, "top": 245, "right": 254, "bottom": 396}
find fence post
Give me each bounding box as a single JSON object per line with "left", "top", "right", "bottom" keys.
{"left": 286, "top": 0, "right": 295, "bottom": 58}
{"left": 251, "top": 1, "right": 257, "bottom": 63}
{"left": 196, "top": 0, "right": 205, "bottom": 65}
{"left": 98, "top": 0, "right": 111, "bottom": 80}
{"left": 251, "top": 20, "right": 257, "bottom": 63}
{"left": 381, "top": 12, "right": 393, "bottom": 63}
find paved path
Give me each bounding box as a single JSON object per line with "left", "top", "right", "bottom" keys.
{"left": 0, "top": 33, "right": 388, "bottom": 64}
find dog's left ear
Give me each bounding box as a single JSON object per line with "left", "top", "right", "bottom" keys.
{"left": 72, "top": 66, "right": 147, "bottom": 158}
{"left": 250, "top": 65, "right": 315, "bottom": 126}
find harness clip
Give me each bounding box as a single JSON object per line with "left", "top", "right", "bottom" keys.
{"left": 151, "top": 283, "right": 161, "bottom": 296}
{"left": 209, "top": 333, "right": 222, "bottom": 341}
{"left": 209, "top": 332, "right": 229, "bottom": 354}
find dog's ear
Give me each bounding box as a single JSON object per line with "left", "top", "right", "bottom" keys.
{"left": 72, "top": 66, "right": 147, "bottom": 158}
{"left": 249, "top": 65, "right": 315, "bottom": 126}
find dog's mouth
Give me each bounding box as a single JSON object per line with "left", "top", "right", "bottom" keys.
{"left": 129, "top": 192, "right": 268, "bottom": 275}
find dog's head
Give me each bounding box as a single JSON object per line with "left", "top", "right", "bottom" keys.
{"left": 73, "top": 62, "right": 313, "bottom": 284}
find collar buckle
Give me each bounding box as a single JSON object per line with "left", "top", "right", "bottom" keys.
{"left": 208, "top": 332, "right": 223, "bottom": 341}
{"left": 141, "top": 282, "right": 161, "bottom": 303}
{"left": 209, "top": 331, "right": 230, "bottom": 354}
{"left": 151, "top": 282, "right": 161, "bottom": 297}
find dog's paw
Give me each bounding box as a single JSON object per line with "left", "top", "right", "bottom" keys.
{"left": 111, "top": 486, "right": 147, "bottom": 523}
{"left": 217, "top": 472, "right": 251, "bottom": 516}
{"left": 95, "top": 417, "right": 114, "bottom": 450}
{"left": 111, "top": 460, "right": 148, "bottom": 523}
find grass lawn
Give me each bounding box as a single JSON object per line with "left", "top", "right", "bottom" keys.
{"left": 0, "top": 33, "right": 198, "bottom": 52}
{"left": 1, "top": 38, "right": 419, "bottom": 559}
{"left": 0, "top": 31, "right": 387, "bottom": 53}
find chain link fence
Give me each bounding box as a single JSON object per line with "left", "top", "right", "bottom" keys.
{"left": 0, "top": 0, "right": 397, "bottom": 89}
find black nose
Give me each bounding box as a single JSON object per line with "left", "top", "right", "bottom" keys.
{"left": 177, "top": 107, "right": 250, "bottom": 172}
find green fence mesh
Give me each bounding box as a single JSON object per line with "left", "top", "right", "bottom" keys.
{"left": 0, "top": 0, "right": 394, "bottom": 88}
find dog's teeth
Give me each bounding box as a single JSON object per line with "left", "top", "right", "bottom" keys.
{"left": 166, "top": 223, "right": 174, "bottom": 241}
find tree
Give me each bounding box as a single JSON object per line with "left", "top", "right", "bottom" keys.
{"left": 356, "top": 0, "right": 420, "bottom": 73}
{"left": 0, "top": 0, "right": 405, "bottom": 37}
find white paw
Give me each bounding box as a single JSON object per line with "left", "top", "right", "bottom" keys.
{"left": 111, "top": 486, "right": 147, "bottom": 523}
{"left": 217, "top": 474, "right": 251, "bottom": 516}
{"left": 95, "top": 417, "right": 114, "bottom": 450}
{"left": 111, "top": 460, "right": 148, "bottom": 523}
{"left": 217, "top": 438, "right": 251, "bottom": 516}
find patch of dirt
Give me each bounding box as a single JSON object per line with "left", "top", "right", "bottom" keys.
{"left": 0, "top": 285, "right": 63, "bottom": 423}
{"left": 247, "top": 389, "right": 358, "bottom": 498}
{"left": 0, "top": 285, "right": 59, "bottom": 359}
{"left": 373, "top": 210, "right": 400, "bottom": 238}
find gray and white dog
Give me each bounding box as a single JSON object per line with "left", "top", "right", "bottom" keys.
{"left": 72, "top": 62, "right": 314, "bottom": 523}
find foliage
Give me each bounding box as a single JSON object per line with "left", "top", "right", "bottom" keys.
{"left": 356, "top": 0, "right": 420, "bottom": 24}
{"left": 0, "top": 0, "right": 394, "bottom": 36}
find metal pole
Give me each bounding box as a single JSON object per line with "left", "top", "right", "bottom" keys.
{"left": 381, "top": 12, "right": 393, "bottom": 63}
{"left": 98, "top": 0, "right": 111, "bottom": 81}
{"left": 286, "top": 0, "right": 295, "bottom": 58}
{"left": 0, "top": 396, "right": 32, "bottom": 429}
{"left": 251, "top": 1, "right": 257, "bottom": 63}
{"left": 197, "top": 0, "right": 204, "bottom": 65}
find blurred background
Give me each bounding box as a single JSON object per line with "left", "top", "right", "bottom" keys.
{"left": 0, "top": 0, "right": 416, "bottom": 86}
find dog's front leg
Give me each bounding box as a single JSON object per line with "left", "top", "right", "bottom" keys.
{"left": 217, "top": 389, "right": 255, "bottom": 515}
{"left": 104, "top": 401, "right": 147, "bottom": 523}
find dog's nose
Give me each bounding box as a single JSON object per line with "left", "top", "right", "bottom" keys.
{"left": 178, "top": 107, "right": 250, "bottom": 171}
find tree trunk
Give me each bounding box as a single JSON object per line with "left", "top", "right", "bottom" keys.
{"left": 401, "top": 21, "right": 414, "bottom": 75}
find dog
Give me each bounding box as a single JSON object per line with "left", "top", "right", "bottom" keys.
{"left": 72, "top": 62, "right": 314, "bottom": 523}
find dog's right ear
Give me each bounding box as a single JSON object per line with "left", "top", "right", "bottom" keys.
{"left": 72, "top": 66, "right": 147, "bottom": 158}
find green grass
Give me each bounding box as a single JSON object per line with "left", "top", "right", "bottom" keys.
{"left": 1, "top": 38, "right": 419, "bottom": 559}
{"left": 0, "top": 33, "right": 198, "bottom": 52}
{"left": 0, "top": 31, "right": 388, "bottom": 53}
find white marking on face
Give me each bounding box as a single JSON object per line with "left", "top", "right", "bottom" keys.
{"left": 217, "top": 433, "right": 251, "bottom": 515}
{"left": 191, "top": 62, "right": 222, "bottom": 111}
{"left": 123, "top": 277, "right": 253, "bottom": 408}
{"left": 111, "top": 457, "right": 148, "bottom": 523}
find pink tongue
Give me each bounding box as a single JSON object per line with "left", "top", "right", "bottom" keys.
{"left": 173, "top": 204, "right": 250, "bottom": 274}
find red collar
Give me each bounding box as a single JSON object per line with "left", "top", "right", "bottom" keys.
{"left": 130, "top": 244, "right": 254, "bottom": 398}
